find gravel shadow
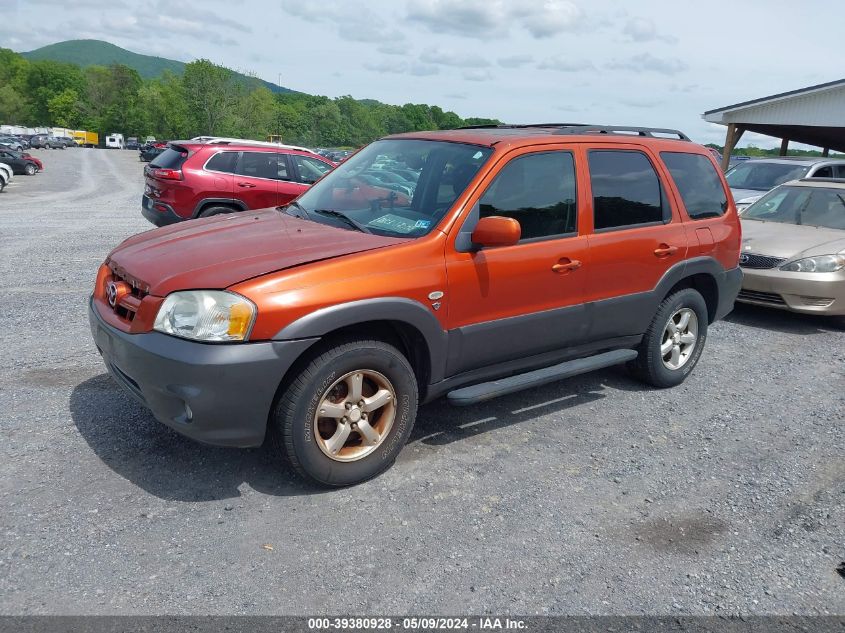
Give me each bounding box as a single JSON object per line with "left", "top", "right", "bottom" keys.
{"left": 69, "top": 373, "right": 324, "bottom": 501}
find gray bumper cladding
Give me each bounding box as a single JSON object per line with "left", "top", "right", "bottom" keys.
{"left": 88, "top": 298, "right": 317, "bottom": 447}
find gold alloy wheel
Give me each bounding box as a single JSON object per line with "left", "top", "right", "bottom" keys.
{"left": 314, "top": 370, "right": 396, "bottom": 462}
{"left": 661, "top": 307, "right": 699, "bottom": 370}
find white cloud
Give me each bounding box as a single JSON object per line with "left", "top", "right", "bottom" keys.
{"left": 537, "top": 57, "right": 594, "bottom": 72}
{"left": 622, "top": 17, "right": 676, "bottom": 43}
{"left": 462, "top": 69, "right": 493, "bottom": 82}
{"left": 281, "top": 0, "right": 404, "bottom": 43}
{"left": 498, "top": 55, "right": 533, "bottom": 68}
{"left": 406, "top": 0, "right": 585, "bottom": 39}
{"left": 606, "top": 53, "right": 687, "bottom": 75}
{"left": 522, "top": 0, "right": 584, "bottom": 38}
{"left": 420, "top": 49, "right": 491, "bottom": 68}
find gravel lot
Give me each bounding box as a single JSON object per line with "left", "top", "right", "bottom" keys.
{"left": 1, "top": 148, "right": 843, "bottom": 616}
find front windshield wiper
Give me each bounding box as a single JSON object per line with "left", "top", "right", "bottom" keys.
{"left": 313, "top": 209, "right": 373, "bottom": 234}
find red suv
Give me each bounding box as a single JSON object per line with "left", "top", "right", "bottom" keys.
{"left": 141, "top": 140, "right": 336, "bottom": 226}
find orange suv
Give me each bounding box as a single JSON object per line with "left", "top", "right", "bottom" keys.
{"left": 89, "top": 124, "right": 742, "bottom": 487}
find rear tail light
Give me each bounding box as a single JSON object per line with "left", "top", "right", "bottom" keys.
{"left": 151, "top": 168, "right": 182, "bottom": 180}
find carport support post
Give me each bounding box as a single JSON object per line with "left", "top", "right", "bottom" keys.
{"left": 822, "top": 147, "right": 830, "bottom": 157}
{"left": 721, "top": 124, "right": 745, "bottom": 172}
{"left": 779, "top": 138, "right": 790, "bottom": 156}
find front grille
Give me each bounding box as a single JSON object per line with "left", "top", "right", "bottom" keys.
{"left": 739, "top": 253, "right": 786, "bottom": 269}
{"left": 105, "top": 266, "right": 149, "bottom": 323}
{"left": 737, "top": 289, "right": 786, "bottom": 305}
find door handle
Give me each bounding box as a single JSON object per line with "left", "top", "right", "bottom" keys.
{"left": 654, "top": 245, "right": 678, "bottom": 257}
{"left": 552, "top": 259, "right": 582, "bottom": 273}
{"left": 237, "top": 182, "right": 257, "bottom": 188}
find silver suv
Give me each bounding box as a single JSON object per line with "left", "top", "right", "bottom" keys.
{"left": 725, "top": 157, "right": 845, "bottom": 212}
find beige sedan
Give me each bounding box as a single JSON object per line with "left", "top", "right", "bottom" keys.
{"left": 737, "top": 179, "right": 845, "bottom": 316}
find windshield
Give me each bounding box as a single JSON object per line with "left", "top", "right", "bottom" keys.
{"left": 744, "top": 185, "right": 845, "bottom": 230}
{"left": 291, "top": 139, "right": 493, "bottom": 238}
{"left": 725, "top": 162, "right": 810, "bottom": 191}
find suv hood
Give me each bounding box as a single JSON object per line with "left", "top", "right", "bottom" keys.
{"left": 740, "top": 218, "right": 845, "bottom": 260}
{"left": 108, "top": 209, "right": 408, "bottom": 296}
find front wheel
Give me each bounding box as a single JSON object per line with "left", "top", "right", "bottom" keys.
{"left": 628, "top": 288, "right": 708, "bottom": 388}
{"left": 24, "top": 164, "right": 36, "bottom": 176}
{"left": 269, "top": 338, "right": 418, "bottom": 487}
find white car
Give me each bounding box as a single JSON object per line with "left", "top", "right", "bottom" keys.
{"left": 726, "top": 157, "right": 845, "bottom": 213}
{"left": 0, "top": 163, "right": 12, "bottom": 192}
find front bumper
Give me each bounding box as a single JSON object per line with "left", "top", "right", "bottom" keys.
{"left": 738, "top": 267, "right": 845, "bottom": 315}
{"left": 141, "top": 194, "right": 182, "bottom": 227}
{"left": 89, "top": 297, "right": 318, "bottom": 447}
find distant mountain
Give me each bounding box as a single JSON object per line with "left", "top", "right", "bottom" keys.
{"left": 20, "top": 39, "right": 296, "bottom": 94}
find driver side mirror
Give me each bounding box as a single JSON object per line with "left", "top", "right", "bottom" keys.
{"left": 471, "top": 216, "right": 521, "bottom": 248}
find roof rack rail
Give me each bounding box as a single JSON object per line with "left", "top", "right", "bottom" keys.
{"left": 189, "top": 136, "right": 316, "bottom": 154}
{"left": 455, "top": 123, "right": 691, "bottom": 141}
{"left": 457, "top": 123, "right": 586, "bottom": 130}
{"left": 552, "top": 125, "right": 691, "bottom": 140}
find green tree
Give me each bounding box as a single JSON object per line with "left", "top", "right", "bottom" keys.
{"left": 24, "top": 59, "right": 84, "bottom": 124}
{"left": 182, "top": 59, "right": 240, "bottom": 136}
{"left": 0, "top": 85, "right": 30, "bottom": 124}
{"left": 47, "top": 88, "right": 81, "bottom": 127}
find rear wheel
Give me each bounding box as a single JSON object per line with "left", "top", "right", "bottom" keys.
{"left": 628, "top": 288, "right": 708, "bottom": 388}
{"left": 24, "top": 164, "right": 36, "bottom": 176}
{"left": 269, "top": 338, "right": 418, "bottom": 487}
{"left": 198, "top": 206, "right": 236, "bottom": 218}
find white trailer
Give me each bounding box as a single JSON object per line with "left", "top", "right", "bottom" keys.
{"left": 105, "top": 133, "right": 125, "bottom": 149}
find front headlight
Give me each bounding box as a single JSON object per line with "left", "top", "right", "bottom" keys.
{"left": 780, "top": 254, "right": 845, "bottom": 273}
{"left": 153, "top": 290, "right": 256, "bottom": 342}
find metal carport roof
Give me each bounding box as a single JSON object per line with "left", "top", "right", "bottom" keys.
{"left": 702, "top": 78, "right": 845, "bottom": 169}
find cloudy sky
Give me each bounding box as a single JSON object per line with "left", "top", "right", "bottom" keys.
{"left": 2, "top": 0, "right": 840, "bottom": 148}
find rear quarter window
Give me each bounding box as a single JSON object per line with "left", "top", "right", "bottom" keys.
{"left": 204, "top": 151, "right": 239, "bottom": 174}
{"left": 661, "top": 152, "right": 729, "bottom": 219}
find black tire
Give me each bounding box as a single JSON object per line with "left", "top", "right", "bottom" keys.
{"left": 24, "top": 164, "right": 36, "bottom": 176}
{"left": 269, "top": 338, "right": 418, "bottom": 487}
{"left": 628, "top": 288, "right": 708, "bottom": 388}
{"left": 198, "top": 206, "right": 235, "bottom": 218}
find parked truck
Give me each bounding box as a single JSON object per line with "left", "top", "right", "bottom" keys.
{"left": 72, "top": 130, "right": 99, "bottom": 147}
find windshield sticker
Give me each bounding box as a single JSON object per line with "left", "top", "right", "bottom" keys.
{"left": 414, "top": 219, "right": 432, "bottom": 230}
{"left": 368, "top": 214, "right": 424, "bottom": 234}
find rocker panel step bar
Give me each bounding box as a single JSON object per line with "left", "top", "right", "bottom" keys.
{"left": 447, "top": 349, "right": 638, "bottom": 407}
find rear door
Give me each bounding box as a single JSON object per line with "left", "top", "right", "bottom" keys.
{"left": 583, "top": 145, "right": 688, "bottom": 341}
{"left": 234, "top": 151, "right": 284, "bottom": 209}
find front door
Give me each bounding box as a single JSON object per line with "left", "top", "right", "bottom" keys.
{"left": 444, "top": 148, "right": 590, "bottom": 376}
{"left": 285, "top": 154, "right": 335, "bottom": 205}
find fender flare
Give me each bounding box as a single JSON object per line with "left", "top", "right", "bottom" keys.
{"left": 273, "top": 297, "right": 449, "bottom": 383}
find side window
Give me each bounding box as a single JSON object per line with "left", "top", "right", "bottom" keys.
{"left": 205, "top": 151, "right": 239, "bottom": 174}
{"left": 661, "top": 151, "right": 729, "bottom": 220}
{"left": 588, "top": 150, "right": 668, "bottom": 230}
{"left": 292, "top": 155, "right": 331, "bottom": 184}
{"left": 812, "top": 166, "right": 834, "bottom": 178}
{"left": 479, "top": 151, "right": 577, "bottom": 241}
{"left": 236, "top": 151, "right": 278, "bottom": 180}
{"left": 835, "top": 165, "right": 845, "bottom": 178}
